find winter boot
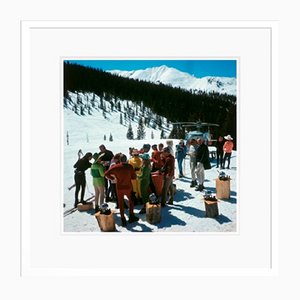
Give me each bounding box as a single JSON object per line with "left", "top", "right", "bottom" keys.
{"left": 167, "top": 197, "right": 173, "bottom": 205}
{"left": 128, "top": 214, "right": 139, "bottom": 223}
{"left": 131, "top": 192, "right": 139, "bottom": 206}
{"left": 195, "top": 184, "right": 204, "bottom": 192}
{"left": 121, "top": 217, "right": 127, "bottom": 227}
{"left": 139, "top": 205, "right": 146, "bottom": 214}
{"left": 190, "top": 180, "right": 196, "bottom": 188}
{"left": 95, "top": 205, "right": 100, "bottom": 213}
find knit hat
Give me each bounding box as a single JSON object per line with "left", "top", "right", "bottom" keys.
{"left": 163, "top": 147, "right": 170, "bottom": 153}
{"left": 143, "top": 144, "right": 151, "bottom": 152}
{"left": 93, "top": 152, "right": 105, "bottom": 161}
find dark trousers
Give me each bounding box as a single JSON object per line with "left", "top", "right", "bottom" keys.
{"left": 104, "top": 167, "right": 111, "bottom": 199}
{"left": 223, "top": 153, "right": 232, "bottom": 168}
{"left": 216, "top": 150, "right": 224, "bottom": 167}
{"left": 74, "top": 173, "right": 86, "bottom": 204}
{"left": 111, "top": 183, "right": 118, "bottom": 202}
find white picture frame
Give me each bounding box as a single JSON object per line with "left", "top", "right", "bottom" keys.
{"left": 21, "top": 20, "right": 277, "bottom": 277}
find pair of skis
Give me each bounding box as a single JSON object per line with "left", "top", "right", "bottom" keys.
{"left": 64, "top": 195, "right": 95, "bottom": 217}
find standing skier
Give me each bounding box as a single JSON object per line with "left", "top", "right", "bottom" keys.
{"left": 195, "top": 138, "right": 210, "bottom": 191}
{"left": 222, "top": 135, "right": 234, "bottom": 169}
{"left": 160, "top": 147, "right": 175, "bottom": 206}
{"left": 90, "top": 153, "right": 106, "bottom": 213}
{"left": 188, "top": 138, "right": 198, "bottom": 187}
{"left": 99, "top": 144, "right": 114, "bottom": 201}
{"left": 175, "top": 139, "right": 187, "bottom": 178}
{"left": 216, "top": 136, "right": 225, "bottom": 168}
{"left": 73, "top": 152, "right": 93, "bottom": 207}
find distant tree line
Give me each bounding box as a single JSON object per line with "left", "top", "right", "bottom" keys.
{"left": 64, "top": 62, "right": 237, "bottom": 141}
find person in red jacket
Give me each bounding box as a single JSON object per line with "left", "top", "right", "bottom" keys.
{"left": 104, "top": 153, "right": 139, "bottom": 227}
{"left": 222, "top": 134, "right": 234, "bottom": 169}
{"left": 151, "top": 144, "right": 164, "bottom": 172}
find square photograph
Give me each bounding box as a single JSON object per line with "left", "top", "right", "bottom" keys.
{"left": 63, "top": 59, "right": 237, "bottom": 233}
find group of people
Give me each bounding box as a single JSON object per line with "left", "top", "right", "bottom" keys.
{"left": 72, "top": 142, "right": 176, "bottom": 227}
{"left": 72, "top": 135, "right": 234, "bottom": 227}
{"left": 186, "top": 134, "right": 234, "bottom": 192}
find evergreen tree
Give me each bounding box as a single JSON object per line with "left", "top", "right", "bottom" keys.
{"left": 126, "top": 122, "right": 134, "bottom": 140}
{"left": 91, "top": 93, "right": 96, "bottom": 108}
{"left": 109, "top": 133, "right": 113, "bottom": 141}
{"left": 73, "top": 104, "right": 79, "bottom": 115}
{"left": 110, "top": 101, "right": 114, "bottom": 112}
{"left": 80, "top": 106, "right": 85, "bottom": 116}
{"left": 156, "top": 115, "right": 162, "bottom": 129}
{"left": 160, "top": 129, "right": 165, "bottom": 139}
{"left": 137, "top": 117, "right": 146, "bottom": 140}
{"left": 100, "top": 96, "right": 104, "bottom": 109}
{"left": 117, "top": 101, "right": 121, "bottom": 111}
{"left": 151, "top": 131, "right": 154, "bottom": 139}
{"left": 120, "top": 113, "right": 123, "bottom": 125}
{"left": 77, "top": 93, "right": 83, "bottom": 105}
{"left": 104, "top": 134, "right": 106, "bottom": 141}
{"left": 88, "top": 105, "right": 92, "bottom": 115}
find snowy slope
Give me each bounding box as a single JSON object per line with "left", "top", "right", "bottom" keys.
{"left": 63, "top": 91, "right": 237, "bottom": 233}
{"left": 109, "top": 65, "right": 236, "bottom": 96}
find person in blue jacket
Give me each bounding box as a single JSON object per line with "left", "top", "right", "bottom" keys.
{"left": 175, "top": 139, "right": 187, "bottom": 178}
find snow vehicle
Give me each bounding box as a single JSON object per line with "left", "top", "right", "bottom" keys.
{"left": 172, "top": 120, "right": 219, "bottom": 158}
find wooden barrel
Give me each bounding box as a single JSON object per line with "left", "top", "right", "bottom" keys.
{"left": 151, "top": 173, "right": 164, "bottom": 196}
{"left": 77, "top": 202, "right": 94, "bottom": 211}
{"left": 204, "top": 200, "right": 219, "bottom": 218}
{"left": 146, "top": 202, "right": 161, "bottom": 224}
{"left": 95, "top": 212, "right": 116, "bottom": 232}
{"left": 215, "top": 178, "right": 231, "bottom": 200}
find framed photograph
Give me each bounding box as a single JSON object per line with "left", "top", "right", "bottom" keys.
{"left": 62, "top": 58, "right": 237, "bottom": 233}
{"left": 21, "top": 20, "right": 276, "bottom": 276}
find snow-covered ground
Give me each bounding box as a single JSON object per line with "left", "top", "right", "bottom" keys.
{"left": 63, "top": 94, "right": 237, "bottom": 233}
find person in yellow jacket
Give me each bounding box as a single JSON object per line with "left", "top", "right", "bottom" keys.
{"left": 128, "top": 149, "right": 143, "bottom": 203}
{"left": 222, "top": 134, "right": 234, "bottom": 169}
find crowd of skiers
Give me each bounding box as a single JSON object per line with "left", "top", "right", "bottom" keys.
{"left": 72, "top": 135, "right": 234, "bottom": 227}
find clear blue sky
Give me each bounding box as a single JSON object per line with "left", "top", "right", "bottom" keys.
{"left": 67, "top": 59, "right": 236, "bottom": 78}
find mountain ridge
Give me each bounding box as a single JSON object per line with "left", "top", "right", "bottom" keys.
{"left": 108, "top": 65, "right": 236, "bottom": 96}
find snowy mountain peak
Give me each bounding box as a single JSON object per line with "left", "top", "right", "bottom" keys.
{"left": 108, "top": 65, "right": 236, "bottom": 96}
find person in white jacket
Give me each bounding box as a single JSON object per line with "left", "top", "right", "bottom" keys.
{"left": 188, "top": 139, "right": 198, "bottom": 187}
